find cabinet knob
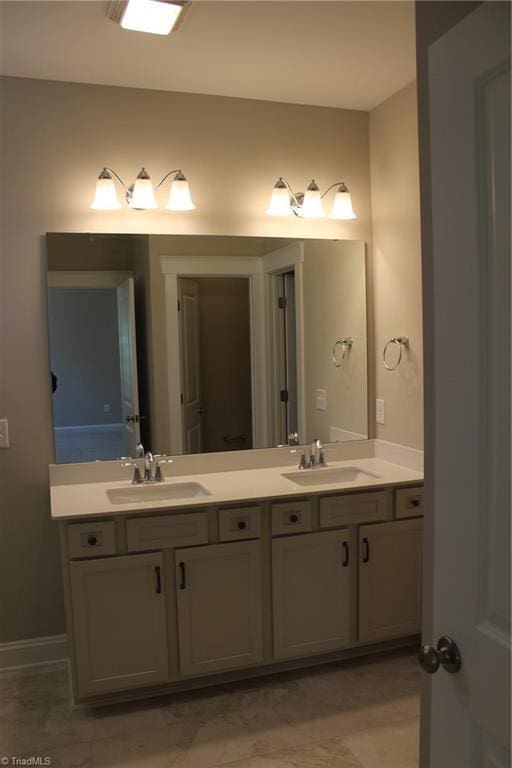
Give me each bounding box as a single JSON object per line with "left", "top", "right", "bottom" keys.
{"left": 238, "top": 520, "right": 247, "bottom": 530}
{"left": 289, "top": 513, "right": 299, "bottom": 523}
{"left": 87, "top": 535, "right": 97, "bottom": 547}
{"left": 411, "top": 498, "right": 420, "bottom": 508}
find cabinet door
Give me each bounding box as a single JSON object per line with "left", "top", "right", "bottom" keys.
{"left": 70, "top": 553, "right": 168, "bottom": 697}
{"left": 359, "top": 518, "right": 422, "bottom": 643}
{"left": 175, "top": 540, "right": 263, "bottom": 677}
{"left": 272, "top": 530, "right": 352, "bottom": 660}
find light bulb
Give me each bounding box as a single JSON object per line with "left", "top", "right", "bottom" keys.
{"left": 90, "top": 169, "right": 121, "bottom": 210}
{"left": 120, "top": 0, "right": 183, "bottom": 35}
{"left": 266, "top": 178, "right": 291, "bottom": 216}
{"left": 329, "top": 183, "right": 357, "bottom": 220}
{"left": 165, "top": 172, "right": 196, "bottom": 210}
{"left": 301, "top": 180, "right": 326, "bottom": 219}
{"left": 128, "top": 168, "right": 158, "bottom": 209}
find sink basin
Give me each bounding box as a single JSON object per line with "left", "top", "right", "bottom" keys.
{"left": 107, "top": 482, "right": 211, "bottom": 505}
{"left": 281, "top": 466, "right": 380, "bottom": 487}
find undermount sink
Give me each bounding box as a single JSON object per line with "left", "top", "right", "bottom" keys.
{"left": 107, "top": 482, "right": 211, "bottom": 505}
{"left": 281, "top": 466, "right": 380, "bottom": 487}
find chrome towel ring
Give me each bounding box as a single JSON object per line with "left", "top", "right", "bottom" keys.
{"left": 383, "top": 336, "right": 410, "bottom": 371}
{"left": 332, "top": 337, "right": 354, "bottom": 367}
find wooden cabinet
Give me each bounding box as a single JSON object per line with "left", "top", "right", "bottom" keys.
{"left": 63, "top": 481, "right": 423, "bottom": 703}
{"left": 359, "top": 518, "right": 422, "bottom": 643}
{"left": 70, "top": 552, "right": 169, "bottom": 697}
{"left": 272, "top": 529, "right": 352, "bottom": 660}
{"left": 175, "top": 540, "right": 264, "bottom": 677}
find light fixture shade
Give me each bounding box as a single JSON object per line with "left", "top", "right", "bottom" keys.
{"left": 91, "top": 169, "right": 121, "bottom": 210}
{"left": 266, "top": 179, "right": 291, "bottom": 216}
{"left": 165, "top": 172, "right": 196, "bottom": 210}
{"left": 129, "top": 168, "right": 158, "bottom": 209}
{"left": 301, "top": 180, "right": 326, "bottom": 219}
{"left": 120, "top": 0, "right": 183, "bottom": 35}
{"left": 329, "top": 184, "right": 357, "bottom": 219}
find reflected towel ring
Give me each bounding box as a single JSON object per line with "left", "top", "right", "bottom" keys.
{"left": 383, "top": 336, "right": 410, "bottom": 371}
{"left": 332, "top": 337, "right": 354, "bottom": 367}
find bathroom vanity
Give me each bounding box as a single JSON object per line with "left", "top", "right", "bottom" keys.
{"left": 51, "top": 450, "right": 423, "bottom": 705}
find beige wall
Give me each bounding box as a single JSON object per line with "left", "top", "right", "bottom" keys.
{"left": 369, "top": 81, "right": 423, "bottom": 449}
{"left": 0, "top": 77, "right": 372, "bottom": 642}
{"left": 302, "top": 240, "right": 368, "bottom": 442}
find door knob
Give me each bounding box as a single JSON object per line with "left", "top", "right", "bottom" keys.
{"left": 419, "top": 635, "right": 462, "bottom": 674}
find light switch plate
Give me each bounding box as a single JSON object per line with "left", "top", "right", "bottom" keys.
{"left": 376, "top": 399, "right": 385, "bottom": 425}
{"left": 0, "top": 419, "right": 10, "bottom": 448}
{"left": 315, "top": 389, "right": 327, "bottom": 411}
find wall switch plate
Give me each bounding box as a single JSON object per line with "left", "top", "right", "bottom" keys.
{"left": 376, "top": 399, "right": 385, "bottom": 425}
{"left": 104, "top": 403, "right": 111, "bottom": 414}
{"left": 315, "top": 389, "right": 327, "bottom": 411}
{"left": 0, "top": 419, "right": 10, "bottom": 448}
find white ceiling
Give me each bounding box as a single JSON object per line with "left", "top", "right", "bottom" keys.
{"left": 0, "top": 1, "right": 416, "bottom": 111}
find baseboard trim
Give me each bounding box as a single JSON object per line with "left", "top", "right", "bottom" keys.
{"left": 54, "top": 424, "right": 122, "bottom": 434}
{"left": 0, "top": 634, "right": 68, "bottom": 671}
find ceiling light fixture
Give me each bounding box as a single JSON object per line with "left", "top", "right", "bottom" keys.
{"left": 266, "top": 177, "right": 357, "bottom": 220}
{"left": 106, "top": 0, "right": 191, "bottom": 36}
{"left": 91, "top": 167, "right": 196, "bottom": 211}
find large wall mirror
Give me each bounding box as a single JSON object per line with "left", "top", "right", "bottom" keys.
{"left": 46, "top": 234, "right": 368, "bottom": 463}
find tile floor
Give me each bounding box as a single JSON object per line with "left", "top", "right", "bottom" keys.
{"left": 0, "top": 648, "right": 420, "bottom": 768}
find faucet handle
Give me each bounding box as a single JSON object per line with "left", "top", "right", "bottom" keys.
{"left": 155, "top": 459, "right": 173, "bottom": 482}
{"left": 298, "top": 451, "right": 311, "bottom": 470}
{"left": 122, "top": 461, "right": 143, "bottom": 484}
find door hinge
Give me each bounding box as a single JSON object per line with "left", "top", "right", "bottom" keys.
{"left": 180, "top": 393, "right": 184, "bottom": 405}
{"left": 177, "top": 299, "right": 181, "bottom": 311}
{"left": 280, "top": 389, "right": 289, "bottom": 403}
{"left": 278, "top": 296, "right": 287, "bottom": 309}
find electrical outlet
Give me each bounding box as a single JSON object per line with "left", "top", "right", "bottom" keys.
{"left": 315, "top": 389, "right": 327, "bottom": 411}
{"left": 0, "top": 419, "right": 10, "bottom": 448}
{"left": 376, "top": 399, "right": 385, "bottom": 425}
{"left": 104, "top": 403, "right": 111, "bottom": 414}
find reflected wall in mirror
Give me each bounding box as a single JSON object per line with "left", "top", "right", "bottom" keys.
{"left": 46, "top": 234, "right": 367, "bottom": 463}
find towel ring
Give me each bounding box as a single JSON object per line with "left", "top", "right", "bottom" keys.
{"left": 383, "top": 336, "right": 409, "bottom": 371}
{"left": 332, "top": 337, "right": 354, "bottom": 367}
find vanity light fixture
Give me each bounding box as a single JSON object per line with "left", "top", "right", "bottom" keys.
{"left": 266, "top": 177, "right": 357, "bottom": 220}
{"left": 90, "top": 168, "right": 196, "bottom": 211}
{"left": 106, "top": 0, "right": 191, "bottom": 36}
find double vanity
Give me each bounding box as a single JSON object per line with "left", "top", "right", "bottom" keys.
{"left": 50, "top": 444, "right": 424, "bottom": 705}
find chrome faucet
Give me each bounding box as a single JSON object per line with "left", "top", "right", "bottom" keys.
{"left": 144, "top": 451, "right": 154, "bottom": 482}
{"left": 297, "top": 438, "right": 327, "bottom": 469}
{"left": 122, "top": 453, "right": 173, "bottom": 483}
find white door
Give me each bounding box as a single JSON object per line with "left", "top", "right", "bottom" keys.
{"left": 423, "top": 4, "right": 510, "bottom": 766}
{"left": 178, "top": 278, "right": 203, "bottom": 454}
{"left": 117, "top": 277, "right": 141, "bottom": 457}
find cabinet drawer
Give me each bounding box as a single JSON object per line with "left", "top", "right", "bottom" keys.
{"left": 271, "top": 500, "right": 311, "bottom": 536}
{"left": 395, "top": 487, "right": 424, "bottom": 518}
{"left": 219, "top": 506, "right": 261, "bottom": 542}
{"left": 320, "top": 491, "right": 390, "bottom": 529}
{"left": 68, "top": 521, "right": 116, "bottom": 559}
{"left": 126, "top": 512, "right": 208, "bottom": 552}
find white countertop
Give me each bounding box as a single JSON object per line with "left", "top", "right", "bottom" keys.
{"left": 50, "top": 457, "right": 423, "bottom": 521}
